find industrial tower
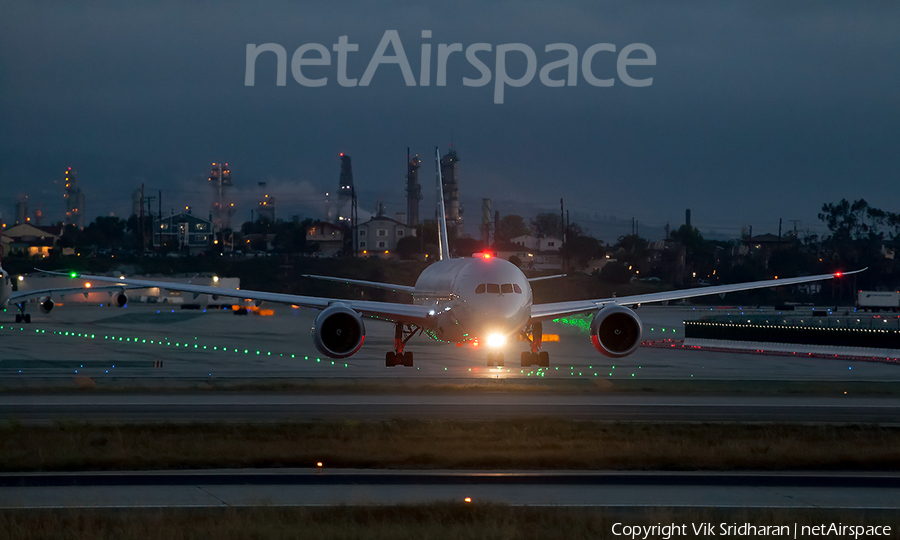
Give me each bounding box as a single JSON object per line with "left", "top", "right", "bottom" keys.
{"left": 63, "top": 167, "right": 85, "bottom": 229}
{"left": 406, "top": 149, "right": 422, "bottom": 227}
{"left": 209, "top": 162, "right": 235, "bottom": 230}
{"left": 337, "top": 153, "right": 354, "bottom": 223}
{"left": 439, "top": 147, "right": 463, "bottom": 236}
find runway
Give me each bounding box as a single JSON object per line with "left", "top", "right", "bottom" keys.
{"left": 3, "top": 393, "right": 900, "bottom": 423}
{"left": 2, "top": 470, "right": 898, "bottom": 508}
{"left": 2, "top": 305, "right": 900, "bottom": 386}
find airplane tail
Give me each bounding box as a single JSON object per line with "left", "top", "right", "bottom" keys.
{"left": 434, "top": 147, "right": 451, "bottom": 261}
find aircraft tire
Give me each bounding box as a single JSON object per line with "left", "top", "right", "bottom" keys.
{"left": 402, "top": 352, "right": 414, "bottom": 367}
{"left": 520, "top": 351, "right": 530, "bottom": 367}
{"left": 495, "top": 354, "right": 504, "bottom": 367}
{"left": 385, "top": 352, "right": 397, "bottom": 367}
{"left": 24, "top": 314, "right": 31, "bottom": 323}
{"left": 15, "top": 314, "right": 21, "bottom": 323}
{"left": 538, "top": 351, "right": 550, "bottom": 367}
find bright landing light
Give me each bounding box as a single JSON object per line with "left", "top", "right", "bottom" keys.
{"left": 486, "top": 333, "right": 506, "bottom": 348}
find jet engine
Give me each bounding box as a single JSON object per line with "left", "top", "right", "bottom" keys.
{"left": 311, "top": 304, "right": 366, "bottom": 359}
{"left": 589, "top": 304, "right": 643, "bottom": 358}
{"left": 39, "top": 297, "right": 54, "bottom": 314}
{"left": 115, "top": 292, "right": 128, "bottom": 307}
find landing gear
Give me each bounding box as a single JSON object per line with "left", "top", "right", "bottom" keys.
{"left": 386, "top": 323, "right": 421, "bottom": 367}
{"left": 519, "top": 351, "right": 549, "bottom": 367}
{"left": 385, "top": 351, "right": 414, "bottom": 367}
{"left": 519, "top": 322, "right": 549, "bottom": 367}
{"left": 487, "top": 352, "right": 505, "bottom": 367}
{"left": 14, "top": 305, "right": 30, "bottom": 324}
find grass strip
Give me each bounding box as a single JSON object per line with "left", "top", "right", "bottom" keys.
{"left": 0, "top": 506, "right": 898, "bottom": 540}
{"left": 1, "top": 420, "right": 899, "bottom": 472}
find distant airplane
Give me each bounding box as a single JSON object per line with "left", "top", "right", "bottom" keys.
{"left": 1, "top": 264, "right": 132, "bottom": 323}
{"left": 45, "top": 148, "right": 864, "bottom": 367}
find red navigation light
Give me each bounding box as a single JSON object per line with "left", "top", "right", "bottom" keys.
{"left": 834, "top": 271, "right": 843, "bottom": 278}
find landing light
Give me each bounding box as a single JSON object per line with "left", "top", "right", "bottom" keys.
{"left": 85, "top": 283, "right": 91, "bottom": 288}
{"left": 17, "top": 276, "right": 23, "bottom": 282}
{"left": 486, "top": 333, "right": 506, "bottom": 348}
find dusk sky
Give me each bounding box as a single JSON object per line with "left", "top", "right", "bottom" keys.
{"left": 1, "top": 1, "right": 898, "bottom": 242}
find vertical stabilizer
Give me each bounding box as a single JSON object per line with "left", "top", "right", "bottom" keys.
{"left": 435, "top": 147, "right": 451, "bottom": 261}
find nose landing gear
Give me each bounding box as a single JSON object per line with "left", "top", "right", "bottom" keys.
{"left": 486, "top": 352, "right": 505, "bottom": 366}
{"left": 519, "top": 322, "right": 549, "bottom": 367}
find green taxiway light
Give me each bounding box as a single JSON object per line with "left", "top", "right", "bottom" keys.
{"left": 69, "top": 271, "right": 77, "bottom": 278}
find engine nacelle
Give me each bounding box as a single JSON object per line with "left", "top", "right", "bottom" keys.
{"left": 590, "top": 304, "right": 643, "bottom": 358}
{"left": 311, "top": 304, "right": 366, "bottom": 359}
{"left": 115, "top": 292, "right": 128, "bottom": 308}
{"left": 39, "top": 297, "right": 54, "bottom": 314}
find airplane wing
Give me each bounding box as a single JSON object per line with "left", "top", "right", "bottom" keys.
{"left": 38, "top": 271, "right": 434, "bottom": 325}
{"left": 300, "top": 274, "right": 417, "bottom": 294}
{"left": 9, "top": 285, "right": 137, "bottom": 304}
{"left": 529, "top": 268, "right": 865, "bottom": 322}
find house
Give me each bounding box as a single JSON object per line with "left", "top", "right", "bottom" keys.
{"left": 307, "top": 221, "right": 346, "bottom": 257}
{"left": 507, "top": 235, "right": 563, "bottom": 270}
{"left": 1, "top": 223, "right": 62, "bottom": 258}
{"left": 510, "top": 235, "right": 562, "bottom": 252}
{"left": 355, "top": 216, "right": 416, "bottom": 257}
{"left": 155, "top": 212, "right": 212, "bottom": 254}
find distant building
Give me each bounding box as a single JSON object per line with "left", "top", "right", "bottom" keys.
{"left": 155, "top": 212, "right": 212, "bottom": 254}
{"left": 337, "top": 153, "right": 354, "bottom": 223}
{"left": 506, "top": 235, "right": 563, "bottom": 270}
{"left": 208, "top": 162, "right": 234, "bottom": 231}
{"left": 15, "top": 196, "right": 28, "bottom": 225}
{"left": 257, "top": 194, "right": 276, "bottom": 222}
{"left": 1, "top": 223, "right": 61, "bottom": 258}
{"left": 307, "top": 221, "right": 345, "bottom": 257}
{"left": 355, "top": 215, "right": 416, "bottom": 257}
{"left": 63, "top": 167, "right": 85, "bottom": 229}
{"left": 510, "top": 235, "right": 562, "bottom": 252}
{"left": 440, "top": 148, "right": 463, "bottom": 236}
{"left": 406, "top": 153, "right": 422, "bottom": 226}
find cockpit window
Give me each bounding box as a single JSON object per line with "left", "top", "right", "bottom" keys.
{"left": 486, "top": 283, "right": 500, "bottom": 294}
{"left": 500, "top": 284, "right": 513, "bottom": 294}
{"left": 513, "top": 284, "right": 522, "bottom": 294}
{"left": 475, "top": 284, "right": 486, "bottom": 294}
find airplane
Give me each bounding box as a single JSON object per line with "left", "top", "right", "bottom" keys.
{"left": 1, "top": 264, "right": 135, "bottom": 323}
{"left": 41, "top": 148, "right": 864, "bottom": 367}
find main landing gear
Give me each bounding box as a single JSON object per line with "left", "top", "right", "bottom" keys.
{"left": 386, "top": 322, "right": 421, "bottom": 367}
{"left": 14, "top": 304, "right": 31, "bottom": 324}
{"left": 520, "top": 322, "right": 549, "bottom": 367}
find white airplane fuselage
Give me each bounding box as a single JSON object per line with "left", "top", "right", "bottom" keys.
{"left": 411, "top": 256, "right": 532, "bottom": 344}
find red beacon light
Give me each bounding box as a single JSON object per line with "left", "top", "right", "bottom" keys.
{"left": 476, "top": 252, "right": 492, "bottom": 260}
{"left": 834, "top": 271, "right": 843, "bottom": 278}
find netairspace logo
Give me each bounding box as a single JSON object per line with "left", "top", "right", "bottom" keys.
{"left": 245, "top": 30, "right": 656, "bottom": 104}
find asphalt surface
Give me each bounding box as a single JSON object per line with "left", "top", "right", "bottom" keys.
{"left": 2, "top": 470, "right": 898, "bottom": 508}
{"left": 2, "top": 305, "right": 900, "bottom": 384}
{"left": 3, "top": 393, "right": 900, "bottom": 423}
